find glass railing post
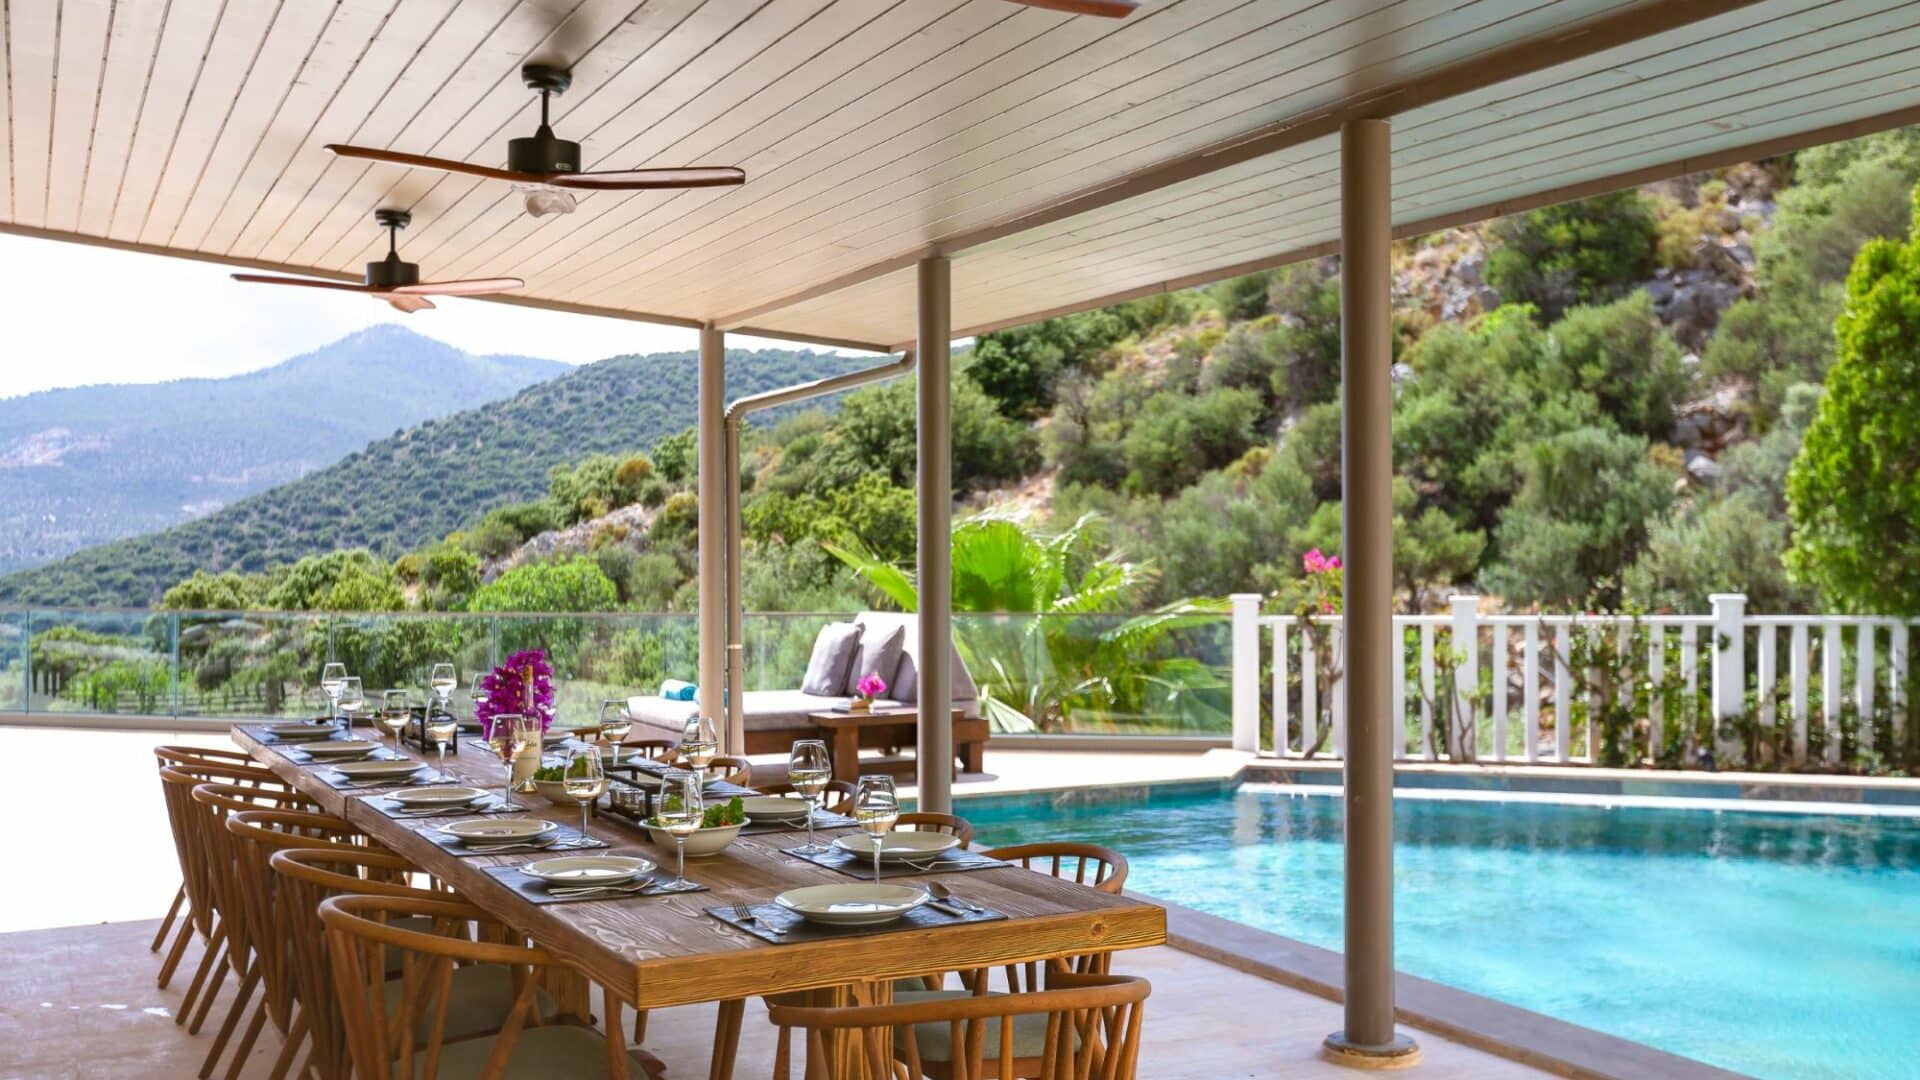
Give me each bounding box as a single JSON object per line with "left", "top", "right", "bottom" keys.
{"left": 170, "top": 612, "right": 182, "bottom": 720}
{"left": 20, "top": 609, "right": 31, "bottom": 715}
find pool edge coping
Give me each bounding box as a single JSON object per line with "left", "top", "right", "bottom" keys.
{"left": 1147, "top": 895, "right": 1750, "bottom": 1080}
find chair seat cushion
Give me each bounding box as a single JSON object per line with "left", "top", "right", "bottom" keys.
{"left": 382, "top": 963, "right": 558, "bottom": 1042}
{"left": 904, "top": 1000, "right": 1073, "bottom": 1064}
{"left": 400, "top": 1023, "right": 615, "bottom": 1079}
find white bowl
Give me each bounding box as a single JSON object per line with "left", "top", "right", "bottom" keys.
{"left": 266, "top": 722, "right": 336, "bottom": 742}
{"left": 774, "top": 883, "right": 928, "bottom": 926}
{"left": 643, "top": 819, "right": 749, "bottom": 858}
{"left": 300, "top": 739, "right": 379, "bottom": 759}
{"left": 533, "top": 779, "right": 598, "bottom": 806}
{"left": 832, "top": 832, "right": 961, "bottom": 863}
{"left": 740, "top": 796, "right": 812, "bottom": 823}
{"left": 440, "top": 817, "right": 557, "bottom": 844}
{"left": 518, "top": 854, "right": 654, "bottom": 888}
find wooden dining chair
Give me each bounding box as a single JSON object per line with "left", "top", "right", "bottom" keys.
{"left": 151, "top": 745, "right": 283, "bottom": 989}
{"left": 270, "top": 846, "right": 577, "bottom": 1079}
{"left": 618, "top": 737, "right": 678, "bottom": 761}
{"left": 757, "top": 779, "right": 858, "bottom": 815}
{"left": 982, "top": 844, "right": 1131, "bottom": 994}
{"left": 189, "top": 784, "right": 345, "bottom": 1080}
{"left": 767, "top": 972, "right": 1150, "bottom": 1080}
{"left": 701, "top": 754, "right": 756, "bottom": 787}
{"left": 896, "top": 812, "right": 975, "bottom": 848}
{"left": 224, "top": 809, "right": 378, "bottom": 1080}
{"left": 319, "top": 894, "right": 649, "bottom": 1080}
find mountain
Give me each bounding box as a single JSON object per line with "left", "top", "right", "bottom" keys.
{"left": 0, "top": 346, "right": 876, "bottom": 607}
{"left": 0, "top": 325, "right": 563, "bottom": 574}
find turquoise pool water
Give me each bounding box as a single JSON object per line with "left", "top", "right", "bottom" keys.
{"left": 962, "top": 786, "right": 1920, "bottom": 1079}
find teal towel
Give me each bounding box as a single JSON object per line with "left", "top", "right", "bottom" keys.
{"left": 660, "top": 679, "right": 697, "bottom": 702}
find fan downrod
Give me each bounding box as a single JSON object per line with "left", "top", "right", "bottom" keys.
{"left": 366, "top": 209, "right": 420, "bottom": 288}
{"left": 510, "top": 64, "right": 582, "bottom": 176}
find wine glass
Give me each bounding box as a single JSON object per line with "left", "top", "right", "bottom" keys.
{"left": 320, "top": 663, "right": 348, "bottom": 732}
{"left": 788, "top": 739, "right": 832, "bottom": 854}
{"left": 599, "top": 699, "right": 632, "bottom": 752}
{"left": 337, "top": 677, "right": 364, "bottom": 734}
{"left": 378, "top": 690, "right": 412, "bottom": 754}
{"left": 656, "top": 770, "right": 704, "bottom": 893}
{"left": 425, "top": 707, "right": 458, "bottom": 782}
{"left": 679, "top": 714, "right": 718, "bottom": 788}
{"left": 563, "top": 747, "right": 608, "bottom": 850}
{"left": 488, "top": 712, "right": 524, "bottom": 810}
{"left": 511, "top": 715, "right": 542, "bottom": 796}
{"left": 469, "top": 673, "right": 488, "bottom": 719}
{"left": 853, "top": 775, "right": 899, "bottom": 883}
{"left": 428, "top": 663, "right": 457, "bottom": 709}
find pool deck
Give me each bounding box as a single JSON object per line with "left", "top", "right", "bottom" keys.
{"left": 0, "top": 727, "right": 1558, "bottom": 1079}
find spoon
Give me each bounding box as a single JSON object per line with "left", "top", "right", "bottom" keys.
{"left": 928, "top": 881, "right": 983, "bottom": 914}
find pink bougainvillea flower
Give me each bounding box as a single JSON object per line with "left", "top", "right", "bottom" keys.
{"left": 1327, "top": 555, "right": 1343, "bottom": 571}
{"left": 1303, "top": 549, "right": 1327, "bottom": 574}
{"left": 475, "top": 648, "right": 555, "bottom": 739}
{"left": 855, "top": 672, "right": 888, "bottom": 700}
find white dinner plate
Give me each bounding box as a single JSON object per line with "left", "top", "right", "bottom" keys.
{"left": 300, "top": 739, "right": 379, "bottom": 759}
{"left": 330, "top": 759, "right": 426, "bottom": 781}
{"left": 774, "top": 883, "right": 929, "bottom": 926}
{"left": 266, "top": 722, "right": 337, "bottom": 742}
{"left": 518, "top": 854, "right": 654, "bottom": 887}
{"left": 740, "top": 796, "right": 812, "bottom": 823}
{"left": 440, "top": 817, "right": 557, "bottom": 843}
{"left": 832, "top": 832, "right": 961, "bottom": 863}
{"left": 385, "top": 785, "right": 488, "bottom": 807}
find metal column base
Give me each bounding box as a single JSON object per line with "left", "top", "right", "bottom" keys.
{"left": 1322, "top": 1031, "right": 1423, "bottom": 1070}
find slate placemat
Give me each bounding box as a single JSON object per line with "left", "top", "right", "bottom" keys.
{"left": 706, "top": 899, "right": 1005, "bottom": 945}
{"left": 739, "top": 808, "right": 856, "bottom": 836}
{"left": 417, "top": 821, "right": 608, "bottom": 857}
{"left": 482, "top": 864, "right": 707, "bottom": 905}
{"left": 782, "top": 844, "right": 1008, "bottom": 880}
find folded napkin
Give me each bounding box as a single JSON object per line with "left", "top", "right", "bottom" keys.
{"left": 660, "top": 679, "right": 697, "bottom": 702}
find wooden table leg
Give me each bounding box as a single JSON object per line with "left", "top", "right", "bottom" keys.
{"left": 709, "top": 997, "right": 745, "bottom": 1080}
{"left": 830, "top": 726, "right": 862, "bottom": 784}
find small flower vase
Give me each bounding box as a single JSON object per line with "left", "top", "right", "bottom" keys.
{"left": 847, "top": 697, "right": 871, "bottom": 713}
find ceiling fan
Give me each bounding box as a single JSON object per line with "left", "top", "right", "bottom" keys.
{"left": 1009, "top": 0, "right": 1140, "bottom": 14}
{"left": 231, "top": 210, "right": 523, "bottom": 313}
{"left": 325, "top": 65, "right": 746, "bottom": 218}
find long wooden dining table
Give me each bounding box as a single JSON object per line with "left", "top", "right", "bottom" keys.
{"left": 233, "top": 723, "right": 1166, "bottom": 1078}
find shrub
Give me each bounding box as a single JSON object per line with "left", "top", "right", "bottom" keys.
{"left": 1624, "top": 493, "right": 1811, "bottom": 613}
{"left": 1485, "top": 191, "right": 1658, "bottom": 321}
{"left": 1786, "top": 201, "right": 1920, "bottom": 613}
{"left": 1122, "top": 387, "right": 1263, "bottom": 496}
{"left": 469, "top": 557, "right": 619, "bottom": 613}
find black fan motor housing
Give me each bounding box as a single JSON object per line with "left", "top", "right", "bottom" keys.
{"left": 364, "top": 252, "right": 421, "bottom": 289}
{"left": 508, "top": 126, "right": 581, "bottom": 175}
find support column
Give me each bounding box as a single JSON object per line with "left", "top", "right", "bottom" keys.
{"left": 697, "top": 324, "right": 729, "bottom": 749}
{"left": 916, "top": 256, "right": 954, "bottom": 814}
{"left": 724, "top": 415, "right": 748, "bottom": 755}
{"left": 1324, "top": 117, "right": 1420, "bottom": 1069}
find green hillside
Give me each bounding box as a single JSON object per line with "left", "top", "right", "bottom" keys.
{"left": 0, "top": 324, "right": 562, "bottom": 573}
{"left": 0, "top": 346, "right": 871, "bottom": 606}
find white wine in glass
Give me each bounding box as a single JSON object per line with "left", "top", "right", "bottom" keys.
{"left": 379, "top": 689, "right": 412, "bottom": 753}
{"left": 488, "top": 713, "right": 524, "bottom": 810}
{"left": 428, "top": 663, "right": 457, "bottom": 706}
{"left": 853, "top": 774, "right": 899, "bottom": 882}
{"left": 425, "top": 711, "right": 458, "bottom": 780}
{"left": 562, "top": 748, "right": 608, "bottom": 849}
{"left": 599, "top": 699, "right": 632, "bottom": 748}
{"left": 320, "top": 663, "right": 348, "bottom": 731}
{"left": 679, "top": 714, "right": 718, "bottom": 786}
{"left": 656, "top": 771, "right": 704, "bottom": 892}
{"left": 337, "top": 677, "right": 364, "bottom": 733}
{"left": 788, "top": 739, "right": 832, "bottom": 854}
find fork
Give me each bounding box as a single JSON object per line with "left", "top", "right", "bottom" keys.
{"left": 732, "top": 902, "right": 787, "bottom": 936}
{"left": 550, "top": 880, "right": 661, "bottom": 899}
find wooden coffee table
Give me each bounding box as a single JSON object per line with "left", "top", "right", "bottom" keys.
{"left": 806, "top": 708, "right": 986, "bottom": 784}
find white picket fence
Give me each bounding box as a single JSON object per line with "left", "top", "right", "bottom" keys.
{"left": 1229, "top": 593, "right": 1915, "bottom": 767}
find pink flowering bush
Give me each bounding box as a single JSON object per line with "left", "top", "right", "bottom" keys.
{"left": 1301, "top": 549, "right": 1344, "bottom": 614}
{"left": 476, "top": 648, "right": 555, "bottom": 738}
{"left": 855, "top": 672, "right": 888, "bottom": 700}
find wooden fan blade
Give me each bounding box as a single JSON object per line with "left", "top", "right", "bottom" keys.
{"left": 382, "top": 294, "right": 437, "bottom": 314}
{"left": 1004, "top": 0, "right": 1139, "bottom": 14}
{"left": 390, "top": 277, "right": 525, "bottom": 297}
{"left": 548, "top": 166, "right": 745, "bottom": 191}
{"left": 324, "top": 143, "right": 536, "bottom": 184}
{"left": 230, "top": 273, "right": 373, "bottom": 294}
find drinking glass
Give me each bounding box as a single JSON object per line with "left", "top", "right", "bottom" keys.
{"left": 563, "top": 747, "right": 608, "bottom": 850}
{"left": 788, "top": 739, "right": 832, "bottom": 854}
{"left": 320, "top": 663, "right": 348, "bottom": 732}
{"left": 853, "top": 775, "right": 899, "bottom": 883}
{"left": 511, "top": 715, "right": 542, "bottom": 795}
{"left": 428, "top": 663, "right": 457, "bottom": 708}
{"left": 599, "top": 699, "right": 632, "bottom": 751}
{"left": 488, "top": 712, "right": 525, "bottom": 810}
{"left": 657, "top": 771, "right": 704, "bottom": 892}
{"left": 425, "top": 708, "right": 458, "bottom": 781}
{"left": 337, "top": 677, "right": 364, "bottom": 733}
{"left": 679, "top": 714, "right": 718, "bottom": 788}
{"left": 379, "top": 690, "right": 412, "bottom": 754}
{"left": 469, "top": 673, "right": 488, "bottom": 720}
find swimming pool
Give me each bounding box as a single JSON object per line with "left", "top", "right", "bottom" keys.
{"left": 961, "top": 784, "right": 1920, "bottom": 1079}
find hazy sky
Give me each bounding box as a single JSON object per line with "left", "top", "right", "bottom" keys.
{"left": 0, "top": 232, "right": 860, "bottom": 400}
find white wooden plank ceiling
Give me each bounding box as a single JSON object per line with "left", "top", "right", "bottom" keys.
{"left": 4, "top": 0, "right": 1916, "bottom": 351}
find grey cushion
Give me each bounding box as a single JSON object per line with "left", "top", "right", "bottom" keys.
{"left": 898, "top": 991, "right": 1073, "bottom": 1064}
{"left": 400, "top": 1022, "right": 615, "bottom": 1078}
{"left": 801, "top": 622, "right": 863, "bottom": 696}
{"left": 381, "top": 962, "right": 558, "bottom": 1043}
{"left": 843, "top": 622, "right": 905, "bottom": 697}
